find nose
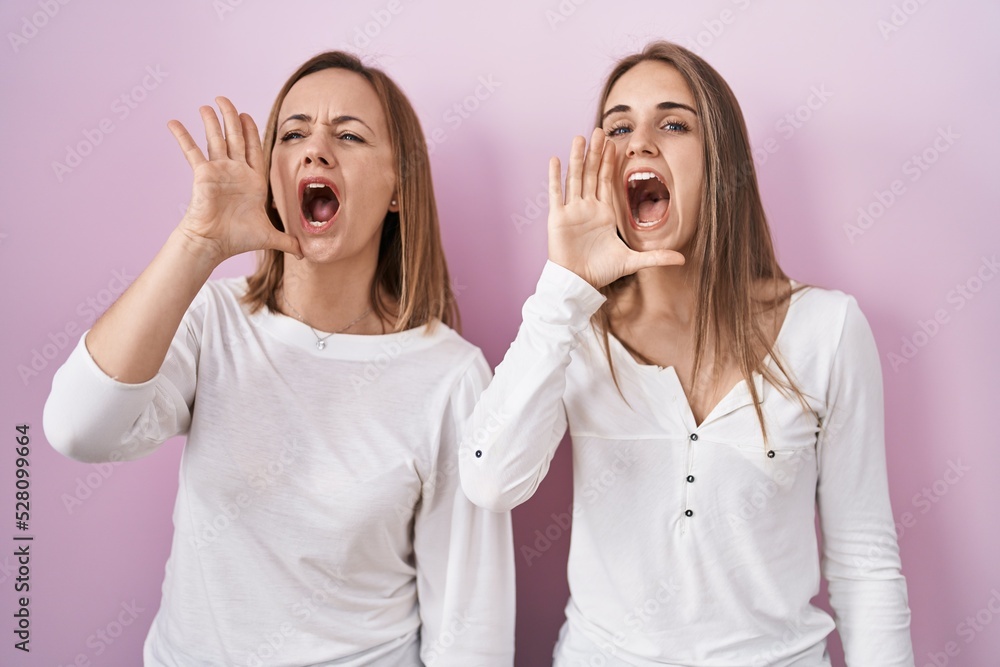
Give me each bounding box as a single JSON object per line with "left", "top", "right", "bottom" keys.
{"left": 625, "top": 126, "right": 658, "bottom": 158}
{"left": 302, "top": 136, "right": 334, "bottom": 167}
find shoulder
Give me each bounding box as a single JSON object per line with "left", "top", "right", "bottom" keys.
{"left": 417, "top": 322, "right": 489, "bottom": 379}
{"left": 780, "top": 283, "right": 880, "bottom": 387}
{"left": 174, "top": 277, "right": 252, "bottom": 339}
{"left": 785, "top": 283, "right": 869, "bottom": 348}
{"left": 186, "top": 276, "right": 251, "bottom": 316}
{"left": 196, "top": 276, "right": 250, "bottom": 305}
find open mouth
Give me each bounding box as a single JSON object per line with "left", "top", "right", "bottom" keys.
{"left": 299, "top": 179, "right": 340, "bottom": 229}
{"left": 626, "top": 170, "right": 670, "bottom": 229}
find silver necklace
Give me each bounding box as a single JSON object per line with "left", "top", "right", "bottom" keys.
{"left": 282, "top": 294, "right": 372, "bottom": 350}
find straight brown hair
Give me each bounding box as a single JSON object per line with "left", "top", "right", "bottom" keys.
{"left": 243, "top": 51, "right": 458, "bottom": 332}
{"left": 594, "top": 41, "right": 809, "bottom": 442}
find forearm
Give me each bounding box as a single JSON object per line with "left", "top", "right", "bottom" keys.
{"left": 459, "top": 261, "right": 605, "bottom": 512}
{"left": 86, "top": 226, "right": 220, "bottom": 383}
{"left": 819, "top": 297, "right": 914, "bottom": 664}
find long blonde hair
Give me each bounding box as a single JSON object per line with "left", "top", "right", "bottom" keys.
{"left": 244, "top": 51, "right": 458, "bottom": 332}
{"left": 595, "top": 41, "right": 808, "bottom": 441}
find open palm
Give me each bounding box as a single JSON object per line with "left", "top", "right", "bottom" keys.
{"left": 168, "top": 97, "right": 300, "bottom": 263}
{"left": 547, "top": 128, "right": 684, "bottom": 288}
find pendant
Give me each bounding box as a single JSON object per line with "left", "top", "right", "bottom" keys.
{"left": 316, "top": 340, "right": 326, "bottom": 350}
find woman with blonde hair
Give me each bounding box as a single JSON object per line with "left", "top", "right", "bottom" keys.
{"left": 461, "top": 42, "right": 912, "bottom": 665}
{"left": 44, "top": 51, "right": 514, "bottom": 666}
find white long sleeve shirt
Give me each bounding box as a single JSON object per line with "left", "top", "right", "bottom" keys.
{"left": 43, "top": 277, "right": 515, "bottom": 667}
{"left": 460, "top": 261, "right": 913, "bottom": 666}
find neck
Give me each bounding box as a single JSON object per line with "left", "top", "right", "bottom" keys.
{"left": 613, "top": 255, "right": 702, "bottom": 328}
{"left": 279, "top": 249, "right": 389, "bottom": 335}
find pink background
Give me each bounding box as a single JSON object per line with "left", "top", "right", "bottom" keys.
{"left": 2, "top": 1, "right": 998, "bottom": 665}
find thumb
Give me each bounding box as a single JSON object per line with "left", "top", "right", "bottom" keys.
{"left": 264, "top": 229, "right": 303, "bottom": 259}
{"left": 623, "top": 248, "right": 685, "bottom": 274}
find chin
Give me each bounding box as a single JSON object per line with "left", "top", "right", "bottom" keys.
{"left": 621, "top": 219, "right": 686, "bottom": 253}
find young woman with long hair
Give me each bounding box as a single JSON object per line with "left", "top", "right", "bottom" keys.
{"left": 460, "top": 42, "right": 912, "bottom": 666}
{"left": 44, "top": 51, "right": 514, "bottom": 666}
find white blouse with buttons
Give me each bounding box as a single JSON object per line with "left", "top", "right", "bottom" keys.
{"left": 460, "top": 261, "right": 913, "bottom": 667}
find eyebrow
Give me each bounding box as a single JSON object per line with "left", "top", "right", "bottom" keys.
{"left": 278, "top": 113, "right": 374, "bottom": 133}
{"left": 601, "top": 101, "right": 698, "bottom": 124}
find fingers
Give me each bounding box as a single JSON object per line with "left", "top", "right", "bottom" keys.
{"left": 186, "top": 99, "right": 258, "bottom": 167}
{"left": 596, "top": 139, "right": 616, "bottom": 204}
{"left": 167, "top": 120, "right": 207, "bottom": 169}
{"left": 581, "top": 127, "right": 605, "bottom": 198}
{"left": 565, "top": 135, "right": 586, "bottom": 201}
{"left": 241, "top": 113, "right": 264, "bottom": 173}
{"left": 199, "top": 105, "right": 227, "bottom": 161}
{"left": 216, "top": 96, "right": 246, "bottom": 161}
{"left": 548, "top": 156, "right": 564, "bottom": 210}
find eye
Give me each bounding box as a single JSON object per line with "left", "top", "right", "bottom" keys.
{"left": 279, "top": 130, "right": 304, "bottom": 142}
{"left": 605, "top": 122, "right": 632, "bottom": 137}
{"left": 339, "top": 132, "right": 365, "bottom": 143}
{"left": 662, "top": 120, "right": 691, "bottom": 133}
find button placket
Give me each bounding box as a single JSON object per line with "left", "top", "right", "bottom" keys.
{"left": 684, "top": 432, "right": 699, "bottom": 521}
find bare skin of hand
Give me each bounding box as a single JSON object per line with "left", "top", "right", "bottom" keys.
{"left": 167, "top": 96, "right": 301, "bottom": 265}
{"left": 547, "top": 127, "right": 684, "bottom": 289}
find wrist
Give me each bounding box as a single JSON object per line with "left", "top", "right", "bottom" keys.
{"left": 168, "top": 226, "right": 225, "bottom": 275}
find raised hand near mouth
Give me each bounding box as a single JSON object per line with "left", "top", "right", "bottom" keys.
{"left": 168, "top": 96, "right": 302, "bottom": 263}
{"left": 547, "top": 127, "right": 684, "bottom": 289}
{"left": 80, "top": 97, "right": 301, "bottom": 385}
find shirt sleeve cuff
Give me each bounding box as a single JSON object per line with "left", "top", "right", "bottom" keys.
{"left": 527, "top": 260, "right": 607, "bottom": 329}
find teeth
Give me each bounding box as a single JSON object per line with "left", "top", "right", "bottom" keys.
{"left": 628, "top": 171, "right": 657, "bottom": 186}
{"left": 306, "top": 182, "right": 327, "bottom": 189}
{"left": 309, "top": 219, "right": 325, "bottom": 227}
